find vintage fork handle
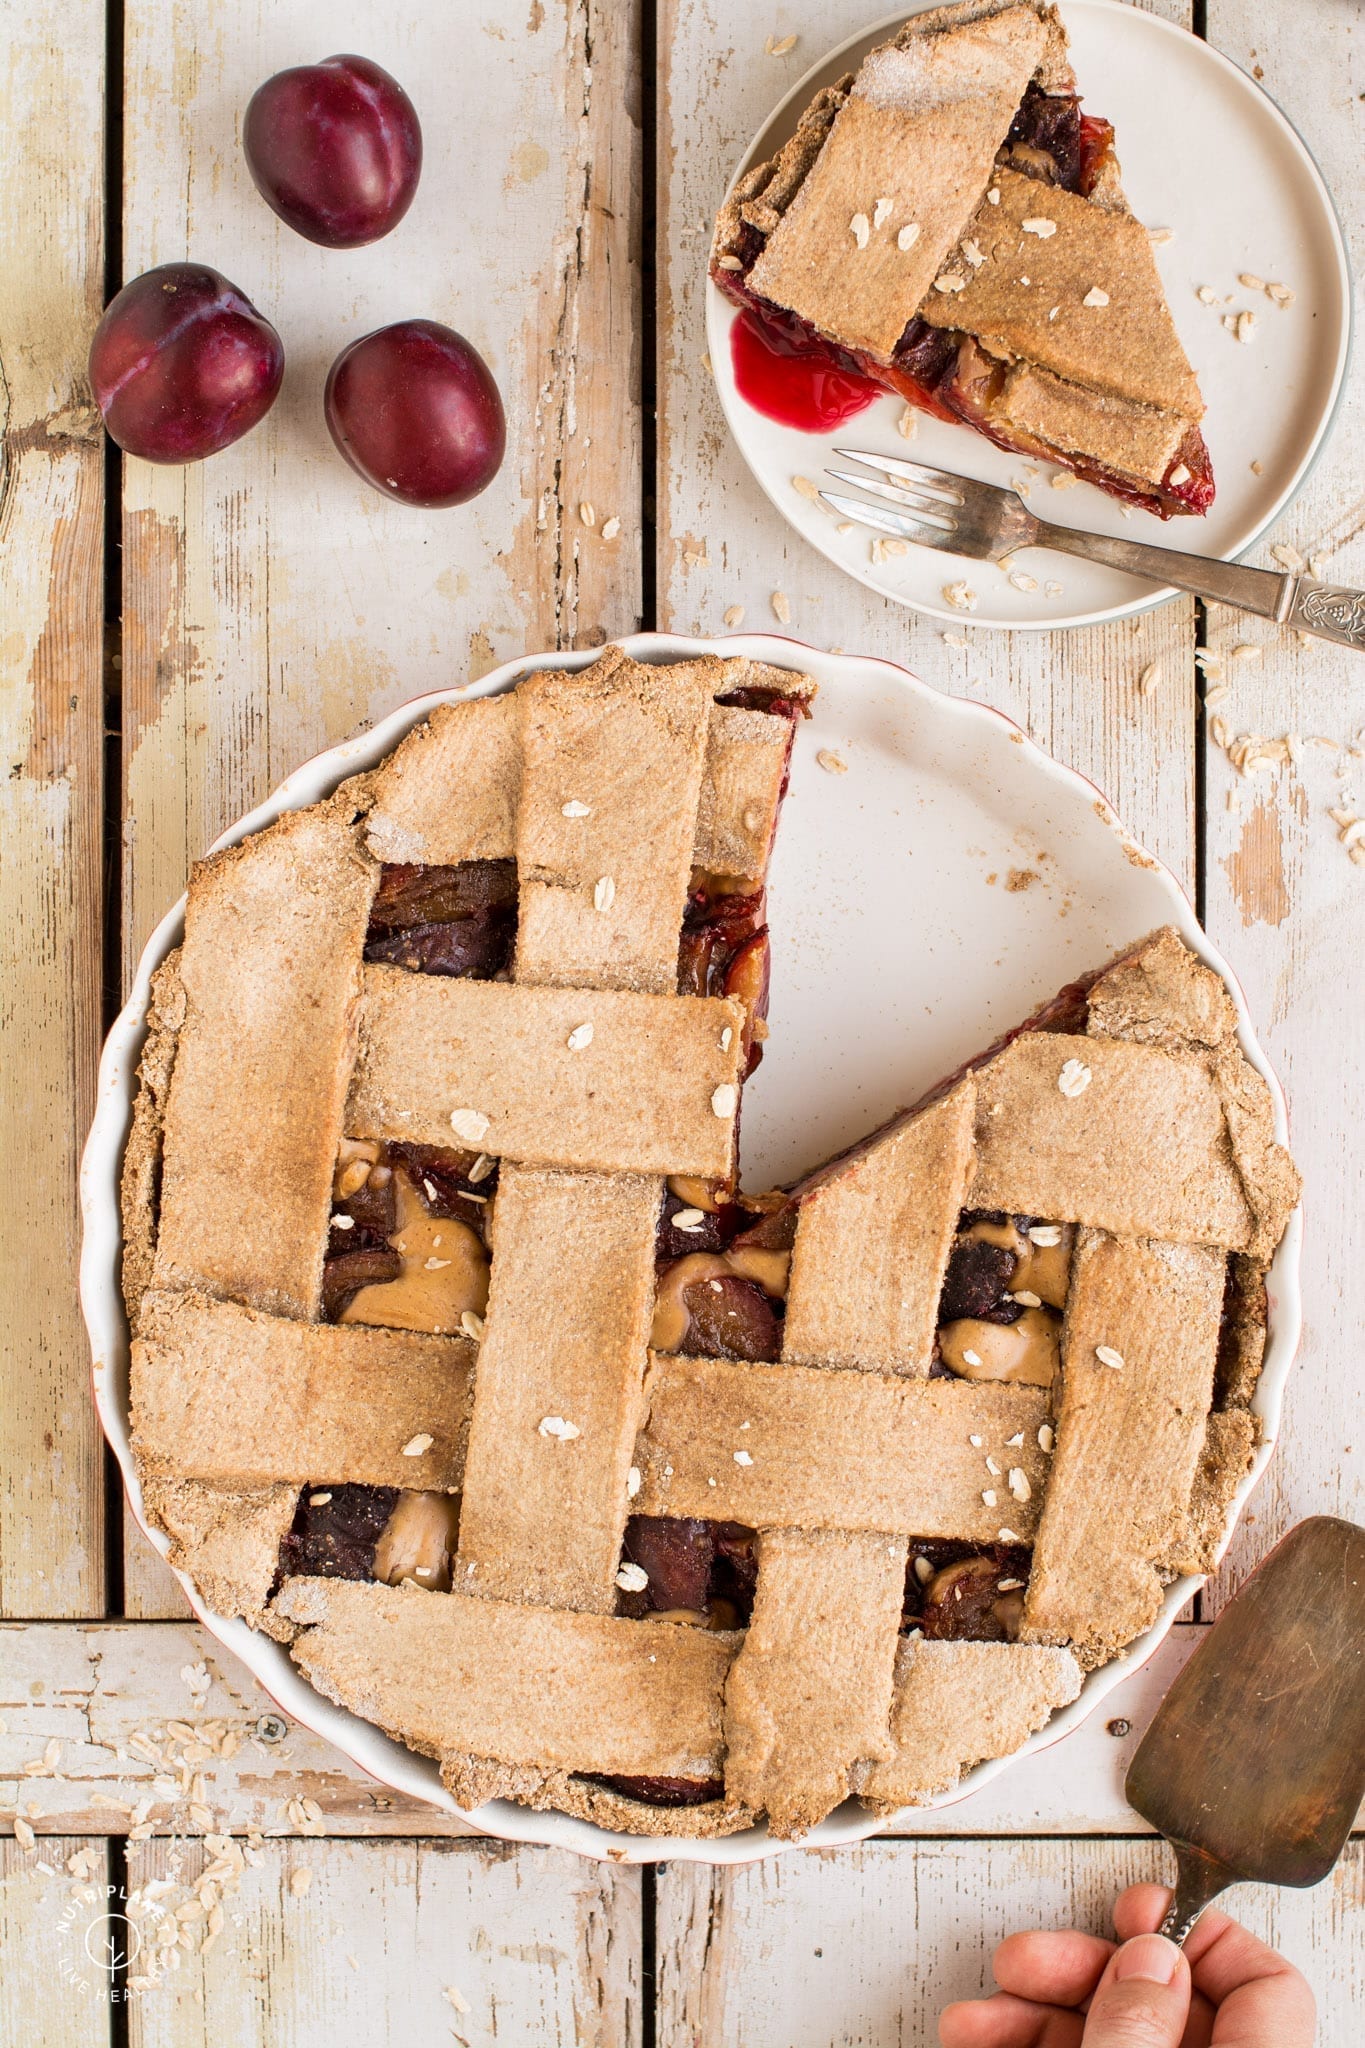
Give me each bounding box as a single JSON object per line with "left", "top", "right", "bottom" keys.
{"left": 1031, "top": 517, "right": 1365, "bottom": 650}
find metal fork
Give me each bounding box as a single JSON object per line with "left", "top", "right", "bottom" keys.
{"left": 822, "top": 451, "right": 1365, "bottom": 650}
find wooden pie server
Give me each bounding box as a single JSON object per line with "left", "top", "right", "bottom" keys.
{"left": 1126, "top": 1515, "right": 1365, "bottom": 1944}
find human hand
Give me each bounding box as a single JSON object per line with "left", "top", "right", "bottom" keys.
{"left": 937, "top": 1881, "right": 1315, "bottom": 2047}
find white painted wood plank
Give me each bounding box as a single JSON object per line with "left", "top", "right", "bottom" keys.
{"left": 0, "top": 1838, "right": 112, "bottom": 2047}
{"left": 1199, "top": 0, "right": 1365, "bottom": 1613}
{"left": 1, "top": 1621, "right": 479, "bottom": 1840}
{"left": 118, "top": 0, "right": 642, "bottom": 1616}
{"left": 125, "top": 1836, "right": 639, "bottom": 2048}
{"left": 658, "top": 1838, "right": 1364, "bottom": 2048}
{"left": 657, "top": 0, "right": 1198, "bottom": 891}
{"left": 0, "top": 0, "right": 107, "bottom": 1616}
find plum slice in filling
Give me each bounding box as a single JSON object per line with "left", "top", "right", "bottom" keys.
{"left": 594, "top": 1515, "right": 759, "bottom": 1808}
{"left": 364, "top": 857, "right": 518, "bottom": 979}
{"left": 904, "top": 1539, "right": 1033, "bottom": 1642}
{"left": 933, "top": 1210, "right": 1072, "bottom": 1386}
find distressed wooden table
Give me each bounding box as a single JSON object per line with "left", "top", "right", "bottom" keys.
{"left": 3, "top": 1, "right": 1362, "bottom": 2038}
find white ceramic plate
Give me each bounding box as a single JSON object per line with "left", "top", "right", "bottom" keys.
{"left": 707, "top": 0, "right": 1352, "bottom": 630}
{"left": 81, "top": 633, "right": 1301, "bottom": 1866}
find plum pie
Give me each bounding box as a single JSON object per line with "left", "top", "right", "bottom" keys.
{"left": 122, "top": 646, "right": 1297, "bottom": 1839}
{"left": 711, "top": 0, "right": 1214, "bottom": 518}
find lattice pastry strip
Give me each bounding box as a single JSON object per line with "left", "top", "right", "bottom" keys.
{"left": 346, "top": 970, "right": 746, "bottom": 1180}
{"left": 149, "top": 798, "right": 378, "bottom": 1321}
{"left": 274, "top": 1572, "right": 1082, "bottom": 1818}
{"left": 1021, "top": 1230, "right": 1225, "bottom": 1660}
{"left": 447, "top": 654, "right": 772, "bottom": 1622}
{"left": 358, "top": 646, "right": 812, "bottom": 882}
{"left": 132, "top": 1289, "right": 474, "bottom": 1493}
{"left": 454, "top": 1167, "right": 662, "bottom": 1615}
{"left": 717, "top": 1082, "right": 977, "bottom": 1833}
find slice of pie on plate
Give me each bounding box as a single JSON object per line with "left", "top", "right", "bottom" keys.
{"left": 711, "top": 0, "right": 1213, "bottom": 518}
{"left": 118, "top": 647, "right": 1296, "bottom": 1842}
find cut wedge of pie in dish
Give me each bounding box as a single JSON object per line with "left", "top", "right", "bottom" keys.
{"left": 711, "top": 0, "right": 1214, "bottom": 518}
{"left": 119, "top": 647, "right": 1298, "bottom": 1843}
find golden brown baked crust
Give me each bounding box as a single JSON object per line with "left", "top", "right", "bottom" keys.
{"left": 712, "top": 0, "right": 1207, "bottom": 496}
{"left": 150, "top": 798, "right": 379, "bottom": 1323}
{"left": 118, "top": 635, "right": 1296, "bottom": 1843}
{"left": 747, "top": 7, "right": 1051, "bottom": 358}
{"left": 132, "top": 1287, "right": 475, "bottom": 1491}
{"left": 863, "top": 1637, "right": 1083, "bottom": 1807}
{"left": 346, "top": 969, "right": 746, "bottom": 1181}
{"left": 781, "top": 1081, "right": 977, "bottom": 1372}
{"left": 634, "top": 1355, "right": 1051, "bottom": 1534}
{"left": 454, "top": 1167, "right": 661, "bottom": 1615}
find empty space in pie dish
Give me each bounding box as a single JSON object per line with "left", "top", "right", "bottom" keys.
{"left": 707, "top": 0, "right": 1350, "bottom": 630}
{"left": 79, "top": 632, "right": 1300, "bottom": 1865}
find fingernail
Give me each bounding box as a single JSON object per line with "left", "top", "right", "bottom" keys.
{"left": 1113, "top": 1935, "right": 1182, "bottom": 1986}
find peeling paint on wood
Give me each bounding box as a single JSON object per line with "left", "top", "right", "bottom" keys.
{"left": 1222, "top": 792, "right": 1291, "bottom": 926}
{"left": 657, "top": 1839, "right": 1365, "bottom": 2047}
{"left": 1201, "top": 0, "right": 1365, "bottom": 1613}
{"left": 124, "top": 1837, "right": 640, "bottom": 2046}
{"left": 0, "top": 1837, "right": 112, "bottom": 2047}
{"left": 0, "top": 0, "right": 106, "bottom": 1617}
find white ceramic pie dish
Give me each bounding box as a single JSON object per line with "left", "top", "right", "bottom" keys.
{"left": 707, "top": 0, "right": 1353, "bottom": 630}
{"left": 80, "top": 631, "right": 1301, "bottom": 1865}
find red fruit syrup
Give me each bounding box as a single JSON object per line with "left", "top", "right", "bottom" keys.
{"left": 729, "top": 303, "right": 880, "bottom": 433}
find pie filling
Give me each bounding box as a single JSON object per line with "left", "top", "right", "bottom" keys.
{"left": 715, "top": 82, "right": 1213, "bottom": 519}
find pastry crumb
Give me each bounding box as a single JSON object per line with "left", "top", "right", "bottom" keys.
{"left": 770, "top": 589, "right": 791, "bottom": 624}
{"left": 1137, "top": 661, "right": 1162, "bottom": 698}
{"left": 723, "top": 603, "right": 745, "bottom": 628}
{"left": 943, "top": 580, "right": 977, "bottom": 611}
{"left": 792, "top": 474, "right": 819, "bottom": 502}
{"left": 816, "top": 749, "right": 849, "bottom": 775}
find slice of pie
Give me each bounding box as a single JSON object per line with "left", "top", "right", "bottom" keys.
{"left": 711, "top": 0, "right": 1213, "bottom": 518}
{"left": 119, "top": 647, "right": 1297, "bottom": 1842}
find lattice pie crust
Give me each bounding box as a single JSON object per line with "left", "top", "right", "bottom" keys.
{"left": 121, "top": 647, "right": 1298, "bottom": 1839}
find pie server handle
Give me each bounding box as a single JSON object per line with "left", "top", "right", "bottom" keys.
{"left": 1034, "top": 520, "right": 1365, "bottom": 650}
